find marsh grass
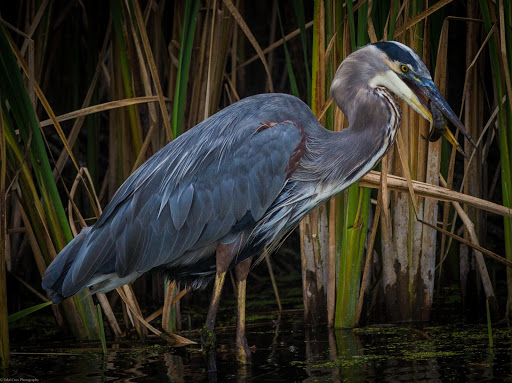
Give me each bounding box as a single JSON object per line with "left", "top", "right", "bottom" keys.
{"left": 0, "top": 1, "right": 511, "bottom": 366}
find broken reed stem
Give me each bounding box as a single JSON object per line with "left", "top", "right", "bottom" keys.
{"left": 265, "top": 250, "right": 282, "bottom": 312}
{"left": 162, "top": 280, "right": 176, "bottom": 332}
{"left": 121, "top": 285, "right": 146, "bottom": 339}
{"left": 359, "top": 171, "right": 512, "bottom": 218}
{"left": 440, "top": 175, "right": 498, "bottom": 312}
{"left": 115, "top": 286, "right": 195, "bottom": 345}
{"left": 222, "top": 0, "right": 274, "bottom": 92}
{"left": 131, "top": 0, "right": 173, "bottom": 141}
{"left": 355, "top": 185, "right": 383, "bottom": 326}
{"left": 236, "top": 20, "right": 314, "bottom": 71}
{"left": 327, "top": 197, "right": 336, "bottom": 328}
{"left": 39, "top": 96, "right": 164, "bottom": 128}
{"left": 396, "top": 129, "right": 420, "bottom": 216}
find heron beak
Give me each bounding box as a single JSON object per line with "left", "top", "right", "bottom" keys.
{"left": 403, "top": 77, "right": 477, "bottom": 153}
{"left": 427, "top": 103, "right": 469, "bottom": 159}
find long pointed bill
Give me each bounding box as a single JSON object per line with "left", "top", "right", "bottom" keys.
{"left": 403, "top": 77, "right": 477, "bottom": 152}
{"left": 428, "top": 103, "right": 469, "bottom": 159}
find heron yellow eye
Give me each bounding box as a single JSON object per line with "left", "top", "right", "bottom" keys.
{"left": 401, "top": 65, "right": 409, "bottom": 73}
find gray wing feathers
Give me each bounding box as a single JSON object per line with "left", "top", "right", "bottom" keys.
{"left": 169, "top": 184, "right": 194, "bottom": 231}
{"left": 66, "top": 117, "right": 304, "bottom": 288}
{"left": 41, "top": 226, "right": 92, "bottom": 298}
{"left": 65, "top": 228, "right": 114, "bottom": 296}
{"left": 233, "top": 179, "right": 249, "bottom": 220}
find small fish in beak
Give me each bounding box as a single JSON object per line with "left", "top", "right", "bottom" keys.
{"left": 425, "top": 101, "right": 469, "bottom": 160}
{"left": 404, "top": 76, "right": 477, "bottom": 156}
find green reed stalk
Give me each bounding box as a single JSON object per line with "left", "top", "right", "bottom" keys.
{"left": 172, "top": 0, "right": 200, "bottom": 138}
{"left": 388, "top": 0, "right": 400, "bottom": 40}
{"left": 300, "top": 0, "right": 331, "bottom": 326}
{"left": 479, "top": 0, "right": 512, "bottom": 315}
{"left": 501, "top": 0, "right": 512, "bottom": 317}
{"left": 346, "top": 0, "right": 356, "bottom": 51}
{"left": 111, "top": 0, "right": 142, "bottom": 157}
{"left": 8, "top": 302, "right": 52, "bottom": 323}
{"left": 324, "top": 0, "right": 338, "bottom": 328}
{"left": 407, "top": 0, "right": 424, "bottom": 319}
{"left": 293, "top": 0, "right": 311, "bottom": 105}
{"left": 0, "top": 25, "right": 100, "bottom": 339}
{"left": 0, "top": 93, "right": 8, "bottom": 368}
{"left": 97, "top": 304, "right": 108, "bottom": 354}
{"left": 276, "top": 0, "right": 299, "bottom": 97}
{"left": 310, "top": 0, "right": 321, "bottom": 114}
{"left": 162, "top": 280, "right": 178, "bottom": 333}
{"left": 86, "top": 5, "right": 100, "bottom": 187}
{"left": 335, "top": 189, "right": 370, "bottom": 327}
{"left": 0, "top": 30, "right": 71, "bottom": 249}
{"left": 2, "top": 125, "right": 100, "bottom": 340}
{"left": 486, "top": 299, "right": 494, "bottom": 348}
{"left": 334, "top": 1, "right": 370, "bottom": 328}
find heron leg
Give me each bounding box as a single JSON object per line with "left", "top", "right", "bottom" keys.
{"left": 202, "top": 270, "right": 225, "bottom": 373}
{"left": 235, "top": 258, "right": 252, "bottom": 364}
{"left": 201, "top": 241, "right": 239, "bottom": 372}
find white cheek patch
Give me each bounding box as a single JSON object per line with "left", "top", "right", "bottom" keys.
{"left": 369, "top": 70, "right": 430, "bottom": 120}
{"left": 369, "top": 70, "right": 413, "bottom": 100}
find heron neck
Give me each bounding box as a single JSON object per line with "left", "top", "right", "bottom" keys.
{"left": 309, "top": 87, "right": 401, "bottom": 193}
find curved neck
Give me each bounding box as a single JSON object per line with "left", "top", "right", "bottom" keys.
{"left": 333, "top": 86, "right": 400, "bottom": 182}
{"left": 299, "top": 87, "right": 401, "bottom": 196}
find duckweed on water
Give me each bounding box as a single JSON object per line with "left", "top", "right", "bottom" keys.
{"left": 321, "top": 355, "right": 389, "bottom": 368}
{"left": 354, "top": 326, "right": 413, "bottom": 336}
{"left": 8, "top": 318, "right": 512, "bottom": 382}
{"left": 401, "top": 350, "right": 462, "bottom": 360}
{"left": 494, "top": 327, "right": 512, "bottom": 340}
{"left": 291, "top": 354, "right": 388, "bottom": 369}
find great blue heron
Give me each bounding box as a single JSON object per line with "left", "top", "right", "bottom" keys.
{"left": 42, "top": 41, "right": 474, "bottom": 365}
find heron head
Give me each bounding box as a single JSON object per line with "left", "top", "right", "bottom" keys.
{"left": 369, "top": 41, "right": 476, "bottom": 150}
{"left": 330, "top": 41, "right": 475, "bottom": 153}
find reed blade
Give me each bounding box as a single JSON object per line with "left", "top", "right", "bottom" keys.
{"left": 0, "top": 97, "right": 8, "bottom": 368}
{"left": 0, "top": 24, "right": 100, "bottom": 339}
{"left": 479, "top": 0, "right": 512, "bottom": 316}
{"left": 172, "top": 0, "right": 200, "bottom": 138}
{"left": 276, "top": 0, "right": 299, "bottom": 97}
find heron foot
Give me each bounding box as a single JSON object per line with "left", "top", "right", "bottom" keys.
{"left": 201, "top": 324, "right": 218, "bottom": 372}
{"left": 236, "top": 333, "right": 252, "bottom": 365}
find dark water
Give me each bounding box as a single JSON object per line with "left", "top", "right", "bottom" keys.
{"left": 4, "top": 310, "right": 512, "bottom": 382}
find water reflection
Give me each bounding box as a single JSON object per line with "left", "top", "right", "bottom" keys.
{"left": 334, "top": 328, "right": 364, "bottom": 382}
{"left": 7, "top": 316, "right": 509, "bottom": 382}
{"left": 330, "top": 327, "right": 446, "bottom": 383}
{"left": 164, "top": 352, "right": 185, "bottom": 383}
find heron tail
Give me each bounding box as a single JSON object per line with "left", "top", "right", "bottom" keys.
{"left": 41, "top": 227, "right": 92, "bottom": 304}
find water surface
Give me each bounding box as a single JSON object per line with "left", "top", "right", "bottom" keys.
{"left": 5, "top": 310, "right": 511, "bottom": 382}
